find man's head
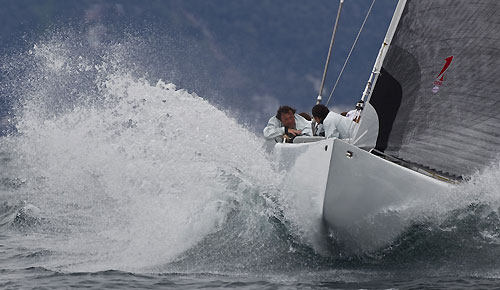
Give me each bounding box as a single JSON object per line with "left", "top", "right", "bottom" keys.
{"left": 312, "top": 104, "right": 330, "bottom": 124}
{"left": 276, "top": 106, "right": 296, "bottom": 129}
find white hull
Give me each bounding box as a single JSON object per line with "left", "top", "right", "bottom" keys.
{"left": 274, "top": 138, "right": 450, "bottom": 253}
{"left": 323, "top": 139, "right": 449, "bottom": 252}
{"left": 274, "top": 138, "right": 334, "bottom": 172}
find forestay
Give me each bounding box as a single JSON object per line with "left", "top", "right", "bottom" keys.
{"left": 362, "top": 0, "right": 500, "bottom": 179}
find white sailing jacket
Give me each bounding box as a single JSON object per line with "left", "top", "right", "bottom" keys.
{"left": 263, "top": 114, "right": 312, "bottom": 139}
{"left": 322, "top": 111, "right": 357, "bottom": 139}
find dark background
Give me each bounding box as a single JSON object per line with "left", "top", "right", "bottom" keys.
{"left": 0, "top": 0, "right": 397, "bottom": 132}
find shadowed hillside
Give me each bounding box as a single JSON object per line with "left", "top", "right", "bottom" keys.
{"left": 0, "top": 0, "right": 397, "bottom": 132}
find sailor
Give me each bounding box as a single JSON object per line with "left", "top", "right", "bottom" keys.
{"left": 312, "top": 104, "right": 356, "bottom": 139}
{"left": 342, "top": 109, "right": 357, "bottom": 120}
{"left": 341, "top": 100, "right": 364, "bottom": 123}
{"left": 263, "top": 106, "right": 312, "bottom": 142}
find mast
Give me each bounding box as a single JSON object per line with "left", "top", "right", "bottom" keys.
{"left": 353, "top": 0, "right": 407, "bottom": 141}
{"left": 317, "top": 0, "right": 344, "bottom": 105}
{"left": 360, "top": 0, "right": 407, "bottom": 105}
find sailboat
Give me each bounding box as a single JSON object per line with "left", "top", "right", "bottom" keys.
{"left": 275, "top": 0, "right": 500, "bottom": 252}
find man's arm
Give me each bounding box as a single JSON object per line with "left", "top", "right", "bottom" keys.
{"left": 324, "top": 113, "right": 340, "bottom": 139}
{"left": 325, "top": 125, "right": 340, "bottom": 139}
{"left": 263, "top": 116, "right": 285, "bottom": 139}
{"left": 301, "top": 123, "right": 313, "bottom": 136}
{"left": 338, "top": 115, "right": 358, "bottom": 139}
{"left": 295, "top": 115, "right": 312, "bottom": 136}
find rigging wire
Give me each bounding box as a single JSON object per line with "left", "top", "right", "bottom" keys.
{"left": 317, "top": 0, "right": 344, "bottom": 105}
{"left": 325, "top": 0, "right": 377, "bottom": 106}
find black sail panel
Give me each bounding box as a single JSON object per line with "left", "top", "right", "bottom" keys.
{"left": 369, "top": 67, "right": 403, "bottom": 152}
{"left": 369, "top": 0, "right": 500, "bottom": 178}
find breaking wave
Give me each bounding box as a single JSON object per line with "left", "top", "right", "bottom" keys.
{"left": 0, "top": 29, "right": 332, "bottom": 274}
{"left": 1, "top": 28, "right": 500, "bottom": 278}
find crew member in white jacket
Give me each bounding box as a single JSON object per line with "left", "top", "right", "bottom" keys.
{"left": 312, "top": 104, "right": 356, "bottom": 139}
{"left": 263, "top": 106, "right": 312, "bottom": 142}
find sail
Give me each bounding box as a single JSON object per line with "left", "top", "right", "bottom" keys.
{"left": 364, "top": 0, "right": 500, "bottom": 178}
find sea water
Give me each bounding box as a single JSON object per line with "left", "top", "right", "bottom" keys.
{"left": 2, "top": 30, "right": 500, "bottom": 290}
